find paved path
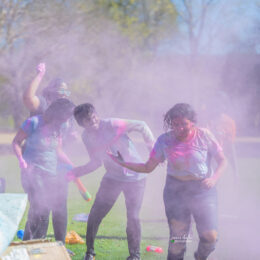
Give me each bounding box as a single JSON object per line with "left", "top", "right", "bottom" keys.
{"left": 0, "top": 133, "right": 15, "bottom": 145}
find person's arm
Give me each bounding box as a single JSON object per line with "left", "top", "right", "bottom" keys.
{"left": 111, "top": 119, "right": 155, "bottom": 151}
{"left": 12, "top": 129, "right": 28, "bottom": 169}
{"left": 108, "top": 151, "right": 160, "bottom": 173}
{"left": 202, "top": 129, "right": 228, "bottom": 188}
{"left": 202, "top": 151, "right": 227, "bottom": 188}
{"left": 23, "top": 63, "right": 46, "bottom": 112}
{"left": 66, "top": 159, "right": 102, "bottom": 181}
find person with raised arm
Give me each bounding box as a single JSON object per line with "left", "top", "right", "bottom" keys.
{"left": 22, "top": 63, "right": 77, "bottom": 142}
{"left": 21, "top": 64, "right": 77, "bottom": 257}
{"left": 23, "top": 63, "right": 71, "bottom": 116}
{"left": 12, "top": 99, "right": 75, "bottom": 243}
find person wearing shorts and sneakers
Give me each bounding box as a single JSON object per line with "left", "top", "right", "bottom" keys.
{"left": 109, "top": 103, "right": 227, "bottom": 260}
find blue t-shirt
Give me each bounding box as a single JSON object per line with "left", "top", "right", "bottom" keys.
{"left": 82, "top": 118, "right": 153, "bottom": 182}
{"left": 21, "top": 115, "right": 59, "bottom": 175}
{"left": 151, "top": 128, "right": 222, "bottom": 179}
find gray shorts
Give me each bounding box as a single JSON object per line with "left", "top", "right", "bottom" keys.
{"left": 163, "top": 176, "right": 218, "bottom": 235}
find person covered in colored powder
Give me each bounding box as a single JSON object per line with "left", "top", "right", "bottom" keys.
{"left": 23, "top": 63, "right": 71, "bottom": 116}
{"left": 23, "top": 63, "right": 77, "bottom": 142}
{"left": 12, "top": 98, "right": 75, "bottom": 243}
{"left": 66, "top": 103, "right": 155, "bottom": 260}
{"left": 109, "top": 103, "right": 227, "bottom": 260}
{"left": 21, "top": 64, "right": 77, "bottom": 256}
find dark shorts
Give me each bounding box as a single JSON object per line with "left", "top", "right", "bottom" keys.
{"left": 163, "top": 176, "right": 218, "bottom": 235}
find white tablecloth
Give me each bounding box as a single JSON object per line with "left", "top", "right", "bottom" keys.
{"left": 0, "top": 194, "right": 27, "bottom": 256}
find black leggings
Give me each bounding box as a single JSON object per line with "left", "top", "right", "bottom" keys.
{"left": 86, "top": 177, "right": 146, "bottom": 257}
{"left": 22, "top": 167, "right": 68, "bottom": 243}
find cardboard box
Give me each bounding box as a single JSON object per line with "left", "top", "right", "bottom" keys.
{"left": 1, "top": 239, "right": 71, "bottom": 260}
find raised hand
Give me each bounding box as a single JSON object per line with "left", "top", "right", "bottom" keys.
{"left": 107, "top": 150, "right": 124, "bottom": 164}
{"left": 37, "top": 63, "right": 46, "bottom": 77}
{"left": 117, "top": 151, "right": 124, "bottom": 161}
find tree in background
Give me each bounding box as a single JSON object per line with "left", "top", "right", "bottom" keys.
{"left": 0, "top": 0, "right": 33, "bottom": 53}
{"left": 93, "top": 0, "right": 177, "bottom": 49}
{"left": 0, "top": 0, "right": 178, "bottom": 129}
{"left": 0, "top": 0, "right": 35, "bottom": 128}
{"left": 170, "top": 0, "right": 252, "bottom": 55}
{"left": 0, "top": 0, "right": 259, "bottom": 133}
{"left": 0, "top": 0, "right": 95, "bottom": 128}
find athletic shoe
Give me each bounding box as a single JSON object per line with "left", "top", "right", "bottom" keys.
{"left": 84, "top": 252, "right": 95, "bottom": 260}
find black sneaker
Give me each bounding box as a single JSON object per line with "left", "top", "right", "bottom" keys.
{"left": 84, "top": 252, "right": 95, "bottom": 260}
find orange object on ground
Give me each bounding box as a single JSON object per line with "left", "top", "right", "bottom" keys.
{"left": 65, "top": 231, "right": 85, "bottom": 244}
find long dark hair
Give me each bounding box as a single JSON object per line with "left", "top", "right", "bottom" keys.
{"left": 44, "top": 98, "right": 75, "bottom": 125}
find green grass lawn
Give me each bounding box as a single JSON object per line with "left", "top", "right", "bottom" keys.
{"left": 1, "top": 153, "right": 260, "bottom": 260}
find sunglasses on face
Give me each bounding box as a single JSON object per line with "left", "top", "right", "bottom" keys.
{"left": 57, "top": 89, "right": 71, "bottom": 97}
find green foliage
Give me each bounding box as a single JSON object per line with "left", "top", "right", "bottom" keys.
{"left": 0, "top": 116, "right": 14, "bottom": 129}
{"left": 0, "top": 0, "right": 179, "bottom": 128}
{"left": 94, "top": 0, "right": 178, "bottom": 49}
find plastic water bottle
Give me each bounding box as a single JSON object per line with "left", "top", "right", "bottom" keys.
{"left": 17, "top": 229, "right": 24, "bottom": 240}
{"left": 146, "top": 245, "right": 163, "bottom": 253}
